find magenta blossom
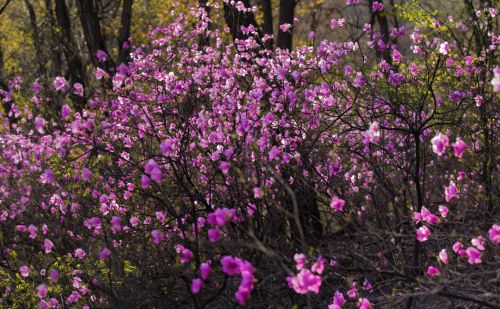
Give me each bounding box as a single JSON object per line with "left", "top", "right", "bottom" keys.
{"left": 427, "top": 265, "right": 440, "bottom": 277}
{"left": 294, "top": 253, "right": 307, "bottom": 271}
{"left": 330, "top": 195, "right": 345, "bottom": 212}
{"left": 74, "top": 248, "right": 86, "bottom": 259}
{"left": 191, "top": 278, "right": 203, "bottom": 294}
{"left": 371, "top": 2, "right": 384, "bottom": 12}
{"left": 199, "top": 262, "right": 211, "bottom": 280}
{"left": 471, "top": 236, "right": 486, "bottom": 251}
{"left": 287, "top": 269, "right": 322, "bottom": 294}
{"left": 431, "top": 133, "right": 449, "bottom": 156}
{"left": 99, "top": 248, "right": 111, "bottom": 260}
{"left": 19, "top": 265, "right": 30, "bottom": 277}
{"left": 465, "top": 247, "right": 482, "bottom": 264}
{"left": 53, "top": 76, "right": 69, "bottom": 91}
{"left": 73, "top": 83, "right": 84, "bottom": 96}
{"left": 488, "top": 224, "right": 500, "bottom": 244}
{"left": 451, "top": 137, "right": 467, "bottom": 158}
{"left": 416, "top": 225, "right": 431, "bottom": 242}
{"left": 444, "top": 181, "right": 459, "bottom": 202}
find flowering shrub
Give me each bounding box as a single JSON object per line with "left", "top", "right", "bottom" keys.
{"left": 0, "top": 2, "right": 498, "bottom": 308}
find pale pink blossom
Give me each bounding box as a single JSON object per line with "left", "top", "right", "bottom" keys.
{"left": 416, "top": 225, "right": 431, "bottom": 242}
{"left": 439, "top": 249, "right": 448, "bottom": 264}
{"left": 431, "top": 133, "right": 449, "bottom": 156}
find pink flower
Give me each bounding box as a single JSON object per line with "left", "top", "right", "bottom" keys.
{"left": 61, "top": 104, "right": 72, "bottom": 119}
{"left": 465, "top": 247, "right": 482, "bottom": 264}
{"left": 451, "top": 137, "right": 467, "bottom": 158}
{"left": 49, "top": 269, "right": 59, "bottom": 283}
{"left": 151, "top": 230, "right": 164, "bottom": 246}
{"left": 346, "top": 0, "right": 359, "bottom": 5}
{"left": 221, "top": 256, "right": 241, "bottom": 275}
{"left": 452, "top": 241, "right": 465, "bottom": 256}
{"left": 74, "top": 248, "right": 86, "bottom": 259}
{"left": 439, "top": 42, "right": 450, "bottom": 55}
{"left": 81, "top": 168, "right": 92, "bottom": 181}
{"left": 66, "top": 291, "right": 80, "bottom": 304}
{"left": 43, "top": 239, "right": 54, "bottom": 254}
{"left": 111, "top": 216, "right": 122, "bottom": 233}
{"left": 416, "top": 225, "right": 431, "bottom": 242}
{"left": 417, "top": 206, "right": 439, "bottom": 224}
{"left": 19, "top": 265, "right": 30, "bottom": 277}
{"left": 439, "top": 249, "right": 448, "bottom": 264}
{"left": 73, "top": 83, "right": 84, "bottom": 96}
{"left": 287, "top": 269, "right": 322, "bottom": 294}
{"left": 488, "top": 224, "right": 500, "bottom": 244}
{"left": 294, "top": 253, "right": 307, "bottom": 271}
{"left": 28, "top": 224, "right": 38, "bottom": 239}
{"left": 130, "top": 216, "right": 139, "bottom": 227}
{"left": 444, "top": 181, "right": 459, "bottom": 202}
{"left": 311, "top": 256, "right": 325, "bottom": 274}
{"left": 358, "top": 298, "right": 372, "bottom": 309}
{"left": 96, "top": 50, "right": 107, "bottom": 62}
{"left": 279, "top": 23, "right": 292, "bottom": 32}
{"left": 427, "top": 265, "right": 441, "bottom": 277}
{"left": 34, "top": 117, "right": 47, "bottom": 134}
{"left": 145, "top": 159, "right": 162, "bottom": 183}
{"left": 95, "top": 68, "right": 108, "bottom": 80}
{"left": 160, "top": 138, "right": 177, "bottom": 156}
{"left": 347, "top": 286, "right": 358, "bottom": 298}
{"left": 471, "top": 236, "right": 486, "bottom": 251}
{"left": 438, "top": 205, "right": 449, "bottom": 218}
{"left": 179, "top": 248, "right": 193, "bottom": 263}
{"left": 99, "top": 248, "right": 111, "bottom": 260}
{"left": 431, "top": 133, "right": 449, "bottom": 156}
{"left": 208, "top": 228, "right": 220, "bottom": 242}
{"left": 361, "top": 122, "right": 380, "bottom": 145}
{"left": 141, "top": 175, "right": 151, "bottom": 188}
{"left": 371, "top": 1, "right": 384, "bottom": 12}
{"left": 37, "top": 284, "right": 48, "bottom": 298}
{"left": 192, "top": 278, "right": 203, "bottom": 294}
{"left": 330, "top": 195, "right": 345, "bottom": 212}
{"left": 53, "top": 76, "right": 68, "bottom": 91}
{"left": 253, "top": 187, "right": 262, "bottom": 199}
{"left": 330, "top": 290, "right": 346, "bottom": 308}
{"left": 219, "top": 161, "right": 230, "bottom": 174}
{"left": 200, "top": 262, "right": 211, "bottom": 280}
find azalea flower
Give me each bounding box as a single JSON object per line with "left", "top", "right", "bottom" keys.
{"left": 488, "top": 224, "right": 500, "bottom": 244}
{"left": 330, "top": 195, "right": 345, "bottom": 212}
{"left": 439, "top": 249, "right": 448, "bottom": 264}
{"left": 465, "top": 247, "right": 482, "bottom": 264}
{"left": 444, "top": 181, "right": 459, "bottom": 202}
{"left": 451, "top": 137, "right": 467, "bottom": 158}
{"left": 427, "top": 265, "right": 441, "bottom": 277}
{"left": 19, "top": 265, "right": 30, "bottom": 277}
{"left": 416, "top": 225, "right": 431, "bottom": 242}
{"left": 431, "top": 133, "right": 449, "bottom": 156}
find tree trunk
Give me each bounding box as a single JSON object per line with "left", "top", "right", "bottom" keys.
{"left": 25, "top": 0, "right": 48, "bottom": 78}
{"left": 262, "top": 0, "right": 273, "bottom": 49}
{"left": 223, "top": 0, "right": 261, "bottom": 43}
{"left": 277, "top": 0, "right": 296, "bottom": 50}
{"left": 45, "top": 0, "right": 63, "bottom": 76}
{"left": 55, "top": 0, "right": 85, "bottom": 84}
{"left": 118, "top": 0, "right": 133, "bottom": 63}
{"left": 76, "top": 0, "right": 115, "bottom": 71}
